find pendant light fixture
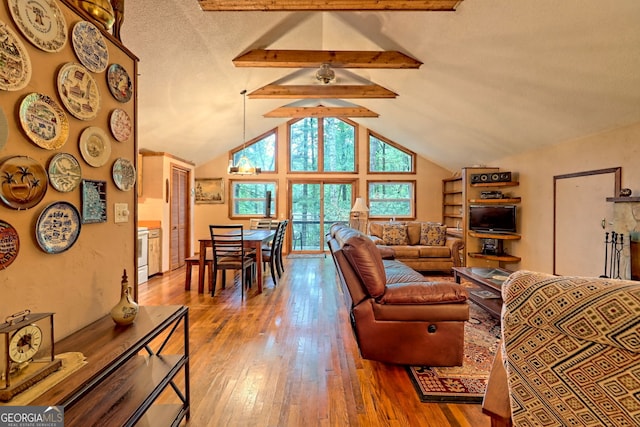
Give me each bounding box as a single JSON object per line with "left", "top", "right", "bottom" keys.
{"left": 228, "top": 89, "right": 261, "bottom": 175}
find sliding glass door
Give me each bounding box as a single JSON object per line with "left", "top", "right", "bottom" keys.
{"left": 289, "top": 180, "right": 355, "bottom": 253}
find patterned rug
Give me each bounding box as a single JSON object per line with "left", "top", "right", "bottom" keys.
{"left": 407, "top": 300, "right": 501, "bottom": 403}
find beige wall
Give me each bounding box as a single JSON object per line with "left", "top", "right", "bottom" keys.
{"left": 193, "top": 122, "right": 452, "bottom": 247}
{"left": 493, "top": 121, "right": 640, "bottom": 276}
{"left": 0, "top": 3, "right": 137, "bottom": 339}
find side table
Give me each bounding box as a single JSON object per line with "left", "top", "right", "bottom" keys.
{"left": 453, "top": 267, "right": 513, "bottom": 318}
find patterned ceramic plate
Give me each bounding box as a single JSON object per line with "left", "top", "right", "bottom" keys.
{"left": 106, "top": 64, "right": 132, "bottom": 103}
{"left": 0, "top": 108, "right": 8, "bottom": 151}
{"left": 36, "top": 201, "right": 81, "bottom": 254}
{"left": 57, "top": 63, "right": 100, "bottom": 120}
{"left": 72, "top": 21, "right": 108, "bottom": 73}
{"left": 0, "top": 156, "right": 48, "bottom": 209}
{"left": 19, "top": 92, "right": 69, "bottom": 150}
{"left": 79, "top": 126, "right": 111, "bottom": 167}
{"left": 112, "top": 158, "right": 136, "bottom": 191}
{"left": 48, "top": 153, "right": 82, "bottom": 193}
{"left": 8, "top": 0, "right": 67, "bottom": 52}
{"left": 109, "top": 108, "right": 132, "bottom": 142}
{"left": 0, "top": 20, "right": 32, "bottom": 91}
{"left": 0, "top": 219, "right": 19, "bottom": 268}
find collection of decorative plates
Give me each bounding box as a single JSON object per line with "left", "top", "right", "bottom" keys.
{"left": 0, "top": 2, "right": 136, "bottom": 264}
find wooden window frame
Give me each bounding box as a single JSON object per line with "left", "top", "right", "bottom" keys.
{"left": 367, "top": 130, "right": 416, "bottom": 174}
{"left": 228, "top": 179, "right": 279, "bottom": 219}
{"left": 229, "top": 129, "right": 278, "bottom": 174}
{"left": 366, "top": 179, "right": 417, "bottom": 220}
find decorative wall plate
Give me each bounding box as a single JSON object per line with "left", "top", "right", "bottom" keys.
{"left": 19, "top": 93, "right": 69, "bottom": 150}
{"left": 0, "top": 156, "right": 48, "bottom": 209}
{"left": 109, "top": 109, "right": 132, "bottom": 141}
{"left": 48, "top": 153, "right": 82, "bottom": 193}
{"left": 0, "top": 20, "right": 32, "bottom": 91}
{"left": 112, "top": 158, "right": 135, "bottom": 191}
{"left": 81, "top": 179, "right": 107, "bottom": 223}
{"left": 106, "top": 64, "right": 132, "bottom": 103}
{"left": 36, "top": 201, "right": 81, "bottom": 254}
{"left": 72, "top": 21, "right": 108, "bottom": 73}
{"left": 8, "top": 0, "right": 68, "bottom": 52}
{"left": 0, "top": 108, "right": 8, "bottom": 151}
{"left": 79, "top": 127, "right": 111, "bottom": 167}
{"left": 0, "top": 220, "right": 19, "bottom": 268}
{"left": 57, "top": 63, "right": 100, "bottom": 120}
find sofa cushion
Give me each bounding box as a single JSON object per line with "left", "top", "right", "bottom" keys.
{"left": 383, "top": 259, "right": 427, "bottom": 283}
{"left": 382, "top": 224, "right": 409, "bottom": 245}
{"left": 405, "top": 222, "right": 422, "bottom": 245}
{"left": 420, "top": 223, "right": 447, "bottom": 246}
{"left": 390, "top": 245, "right": 421, "bottom": 259}
{"left": 418, "top": 246, "right": 452, "bottom": 258}
{"left": 342, "top": 233, "right": 387, "bottom": 298}
{"left": 377, "top": 282, "right": 468, "bottom": 304}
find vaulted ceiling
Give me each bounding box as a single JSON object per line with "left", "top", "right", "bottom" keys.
{"left": 121, "top": 0, "right": 640, "bottom": 171}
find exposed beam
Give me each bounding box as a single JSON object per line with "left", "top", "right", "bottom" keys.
{"left": 264, "top": 106, "right": 380, "bottom": 118}
{"left": 198, "top": 0, "right": 462, "bottom": 11}
{"left": 248, "top": 84, "right": 397, "bottom": 99}
{"left": 233, "top": 50, "right": 422, "bottom": 69}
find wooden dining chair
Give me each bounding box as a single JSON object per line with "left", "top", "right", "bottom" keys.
{"left": 275, "top": 219, "right": 288, "bottom": 277}
{"left": 250, "top": 218, "right": 274, "bottom": 230}
{"left": 209, "top": 225, "right": 255, "bottom": 298}
{"left": 260, "top": 220, "right": 287, "bottom": 286}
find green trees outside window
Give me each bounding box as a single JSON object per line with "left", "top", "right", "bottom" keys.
{"left": 231, "top": 181, "right": 276, "bottom": 216}
{"left": 289, "top": 117, "right": 355, "bottom": 172}
{"left": 369, "top": 133, "right": 414, "bottom": 172}
{"left": 232, "top": 131, "right": 277, "bottom": 172}
{"left": 368, "top": 181, "right": 415, "bottom": 218}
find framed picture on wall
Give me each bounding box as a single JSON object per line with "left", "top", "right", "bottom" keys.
{"left": 81, "top": 179, "right": 107, "bottom": 223}
{"left": 195, "top": 178, "right": 224, "bottom": 204}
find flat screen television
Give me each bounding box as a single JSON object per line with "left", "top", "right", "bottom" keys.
{"left": 469, "top": 205, "right": 517, "bottom": 233}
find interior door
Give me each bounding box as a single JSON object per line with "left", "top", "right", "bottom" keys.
{"left": 170, "top": 165, "right": 190, "bottom": 270}
{"left": 289, "top": 180, "right": 354, "bottom": 253}
{"left": 554, "top": 168, "right": 620, "bottom": 276}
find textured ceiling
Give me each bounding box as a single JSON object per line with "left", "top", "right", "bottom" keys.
{"left": 121, "top": 0, "right": 640, "bottom": 171}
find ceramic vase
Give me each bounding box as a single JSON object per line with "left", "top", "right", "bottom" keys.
{"left": 111, "top": 269, "right": 138, "bottom": 325}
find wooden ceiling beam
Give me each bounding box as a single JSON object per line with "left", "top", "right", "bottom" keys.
{"left": 248, "top": 84, "right": 397, "bottom": 99}
{"left": 198, "top": 0, "right": 462, "bottom": 11}
{"left": 264, "top": 106, "right": 379, "bottom": 118}
{"left": 233, "top": 50, "right": 422, "bottom": 69}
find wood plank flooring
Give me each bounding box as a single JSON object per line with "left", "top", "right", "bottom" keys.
{"left": 138, "top": 256, "right": 492, "bottom": 427}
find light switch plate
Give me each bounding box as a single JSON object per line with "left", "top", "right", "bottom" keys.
{"left": 114, "top": 203, "right": 129, "bottom": 223}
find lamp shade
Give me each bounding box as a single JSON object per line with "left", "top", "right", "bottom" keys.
{"left": 351, "top": 197, "right": 369, "bottom": 213}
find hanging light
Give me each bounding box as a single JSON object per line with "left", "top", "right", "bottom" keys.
{"left": 228, "top": 90, "right": 261, "bottom": 175}
{"left": 316, "top": 63, "right": 335, "bottom": 84}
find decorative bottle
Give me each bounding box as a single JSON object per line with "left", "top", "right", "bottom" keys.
{"left": 110, "top": 269, "right": 138, "bottom": 325}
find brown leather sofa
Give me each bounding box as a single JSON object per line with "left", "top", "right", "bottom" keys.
{"left": 368, "top": 221, "right": 464, "bottom": 272}
{"left": 327, "top": 223, "right": 469, "bottom": 366}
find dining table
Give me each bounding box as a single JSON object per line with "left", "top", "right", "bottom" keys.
{"left": 197, "top": 229, "right": 276, "bottom": 294}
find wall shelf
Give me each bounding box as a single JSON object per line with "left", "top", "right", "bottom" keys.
{"left": 471, "top": 181, "right": 519, "bottom": 188}
{"left": 468, "top": 231, "right": 521, "bottom": 240}
{"left": 468, "top": 198, "right": 521, "bottom": 204}
{"left": 468, "top": 252, "right": 521, "bottom": 262}
{"left": 606, "top": 197, "right": 640, "bottom": 203}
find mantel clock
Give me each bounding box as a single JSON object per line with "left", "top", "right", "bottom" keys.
{"left": 0, "top": 310, "right": 61, "bottom": 401}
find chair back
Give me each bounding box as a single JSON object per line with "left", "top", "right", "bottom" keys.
{"left": 271, "top": 219, "right": 288, "bottom": 254}
{"left": 209, "top": 224, "right": 247, "bottom": 260}
{"left": 250, "top": 218, "right": 275, "bottom": 230}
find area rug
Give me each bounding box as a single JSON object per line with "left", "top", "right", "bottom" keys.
{"left": 407, "top": 301, "right": 501, "bottom": 403}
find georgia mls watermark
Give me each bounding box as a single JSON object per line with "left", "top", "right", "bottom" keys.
{"left": 0, "top": 406, "right": 63, "bottom": 427}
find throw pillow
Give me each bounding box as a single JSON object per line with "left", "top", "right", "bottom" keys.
{"left": 420, "top": 223, "right": 447, "bottom": 246}
{"left": 382, "top": 224, "right": 408, "bottom": 245}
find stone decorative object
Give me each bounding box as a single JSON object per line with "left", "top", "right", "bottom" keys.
{"left": 619, "top": 188, "right": 632, "bottom": 197}
{"left": 110, "top": 269, "right": 138, "bottom": 325}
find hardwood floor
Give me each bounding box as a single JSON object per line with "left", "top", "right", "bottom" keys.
{"left": 138, "top": 256, "right": 492, "bottom": 427}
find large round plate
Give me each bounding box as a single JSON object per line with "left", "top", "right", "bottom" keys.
{"left": 48, "top": 153, "right": 82, "bottom": 193}
{"left": 107, "top": 64, "right": 132, "bottom": 103}
{"left": 0, "top": 20, "right": 32, "bottom": 91}
{"left": 79, "top": 126, "right": 111, "bottom": 167}
{"left": 57, "top": 63, "right": 100, "bottom": 120}
{"left": 0, "top": 108, "right": 8, "bottom": 151}
{"left": 0, "top": 156, "right": 48, "bottom": 209}
{"left": 109, "top": 108, "right": 132, "bottom": 142}
{"left": 8, "top": 0, "right": 67, "bottom": 52}
{"left": 112, "top": 158, "right": 136, "bottom": 191}
{"left": 19, "top": 92, "right": 69, "bottom": 150}
{"left": 36, "top": 201, "right": 81, "bottom": 254}
{"left": 0, "top": 219, "right": 19, "bottom": 268}
{"left": 72, "top": 21, "right": 108, "bottom": 73}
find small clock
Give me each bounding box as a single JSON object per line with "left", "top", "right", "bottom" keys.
{"left": 0, "top": 310, "right": 61, "bottom": 402}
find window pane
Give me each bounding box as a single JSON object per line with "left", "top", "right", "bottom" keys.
{"left": 369, "top": 134, "right": 413, "bottom": 172}
{"left": 290, "top": 118, "right": 318, "bottom": 172}
{"left": 368, "top": 182, "right": 414, "bottom": 217}
{"left": 323, "top": 118, "right": 355, "bottom": 172}
{"left": 231, "top": 182, "right": 276, "bottom": 216}
{"left": 233, "top": 132, "right": 276, "bottom": 172}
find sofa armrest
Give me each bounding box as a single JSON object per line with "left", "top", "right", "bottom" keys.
{"left": 482, "top": 349, "right": 513, "bottom": 426}
{"left": 369, "top": 235, "right": 384, "bottom": 245}
{"left": 445, "top": 237, "right": 464, "bottom": 267}
{"left": 377, "top": 282, "right": 468, "bottom": 304}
